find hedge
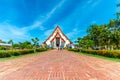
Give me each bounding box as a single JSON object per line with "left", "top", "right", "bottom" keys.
{"left": 68, "top": 48, "right": 80, "bottom": 52}
{"left": 68, "top": 48, "right": 120, "bottom": 58}
{"left": 0, "top": 51, "right": 12, "bottom": 58}
{"left": 0, "top": 48, "right": 47, "bottom": 58}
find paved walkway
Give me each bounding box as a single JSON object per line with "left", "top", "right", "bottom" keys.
{"left": 0, "top": 50, "right": 120, "bottom": 80}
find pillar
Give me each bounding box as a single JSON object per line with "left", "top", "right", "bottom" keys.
{"left": 54, "top": 38, "right": 56, "bottom": 48}
{"left": 60, "top": 38, "right": 61, "bottom": 47}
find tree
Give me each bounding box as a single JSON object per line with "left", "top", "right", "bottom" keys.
{"left": 109, "top": 19, "right": 116, "bottom": 28}
{"left": 31, "top": 37, "right": 39, "bottom": 53}
{"left": 74, "top": 37, "right": 82, "bottom": 48}
{"left": 117, "top": 3, "right": 120, "bottom": 7}
{"left": 82, "top": 35, "right": 94, "bottom": 49}
{"left": 74, "top": 36, "right": 94, "bottom": 49}
{"left": 111, "top": 30, "right": 120, "bottom": 49}
{"left": 87, "top": 24, "right": 104, "bottom": 48}
{"left": 75, "top": 3, "right": 120, "bottom": 50}
{"left": 13, "top": 43, "right": 19, "bottom": 49}
{"left": 8, "top": 40, "right": 13, "bottom": 49}
{"left": 18, "top": 41, "right": 32, "bottom": 49}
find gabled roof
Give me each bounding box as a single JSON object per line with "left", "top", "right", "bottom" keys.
{"left": 44, "top": 26, "right": 72, "bottom": 44}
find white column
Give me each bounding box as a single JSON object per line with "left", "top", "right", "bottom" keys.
{"left": 60, "top": 38, "right": 61, "bottom": 47}
{"left": 54, "top": 38, "right": 56, "bottom": 48}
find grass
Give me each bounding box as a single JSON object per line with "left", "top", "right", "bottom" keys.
{"left": 78, "top": 51, "right": 120, "bottom": 62}
{"left": 0, "top": 51, "right": 42, "bottom": 62}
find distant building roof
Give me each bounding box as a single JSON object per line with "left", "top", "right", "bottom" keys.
{"left": 0, "top": 43, "right": 11, "bottom": 46}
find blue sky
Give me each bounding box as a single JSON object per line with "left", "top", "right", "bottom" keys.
{"left": 0, "top": 0, "right": 119, "bottom": 43}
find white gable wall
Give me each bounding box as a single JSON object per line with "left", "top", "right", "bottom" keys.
{"left": 59, "top": 31, "right": 70, "bottom": 47}
{"left": 45, "top": 27, "right": 71, "bottom": 48}
{"left": 46, "top": 31, "right": 56, "bottom": 45}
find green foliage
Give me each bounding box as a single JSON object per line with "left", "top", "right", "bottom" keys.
{"left": 117, "top": 3, "right": 120, "bottom": 7}
{"left": 0, "top": 51, "right": 12, "bottom": 58}
{"left": 36, "top": 48, "right": 48, "bottom": 52}
{"left": 74, "top": 3, "right": 120, "bottom": 50}
{"left": 68, "top": 48, "right": 80, "bottom": 52}
{"left": 68, "top": 48, "right": 120, "bottom": 58}
{"left": 18, "top": 41, "right": 33, "bottom": 49}
{"left": 109, "top": 19, "right": 116, "bottom": 28}
{"left": 111, "top": 30, "right": 120, "bottom": 49}
{"left": 31, "top": 37, "right": 39, "bottom": 53}
{"left": 0, "top": 46, "right": 6, "bottom": 50}
{"left": 81, "top": 49, "right": 120, "bottom": 58}
{"left": 76, "top": 19, "right": 120, "bottom": 50}
{"left": 0, "top": 48, "right": 47, "bottom": 58}
{"left": 12, "top": 51, "right": 21, "bottom": 56}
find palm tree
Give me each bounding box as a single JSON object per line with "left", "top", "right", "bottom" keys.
{"left": 31, "top": 37, "right": 39, "bottom": 53}
{"left": 8, "top": 40, "right": 13, "bottom": 49}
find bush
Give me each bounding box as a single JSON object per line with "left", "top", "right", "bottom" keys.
{"left": 0, "top": 48, "right": 47, "bottom": 58}
{"left": 0, "top": 51, "right": 12, "bottom": 58}
{"left": 68, "top": 48, "right": 80, "bottom": 52}
{"left": 68, "top": 48, "right": 120, "bottom": 58}
{"left": 0, "top": 46, "right": 6, "bottom": 50}
{"left": 81, "top": 49, "right": 120, "bottom": 58}
{"left": 12, "top": 50, "right": 21, "bottom": 56}
{"left": 36, "top": 48, "right": 47, "bottom": 52}
{"left": 19, "top": 49, "right": 34, "bottom": 55}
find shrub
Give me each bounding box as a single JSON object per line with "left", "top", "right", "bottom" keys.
{"left": 68, "top": 48, "right": 120, "bottom": 58}
{"left": 0, "top": 46, "right": 6, "bottom": 50}
{"left": 0, "top": 48, "right": 47, "bottom": 58}
{"left": 12, "top": 50, "right": 21, "bottom": 56}
{"left": 81, "top": 49, "right": 120, "bottom": 58}
{"left": 68, "top": 48, "right": 79, "bottom": 52}
{"left": 0, "top": 51, "right": 12, "bottom": 58}
{"left": 19, "top": 49, "right": 34, "bottom": 55}
{"left": 36, "top": 48, "right": 47, "bottom": 52}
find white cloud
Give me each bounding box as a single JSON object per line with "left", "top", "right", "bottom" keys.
{"left": 66, "top": 28, "right": 86, "bottom": 42}
{"left": 22, "top": 21, "right": 46, "bottom": 31}
{"left": 0, "top": 0, "right": 66, "bottom": 43}
{"left": 31, "top": 21, "right": 45, "bottom": 31}
{"left": 46, "top": 0, "right": 65, "bottom": 20}
{"left": 0, "top": 22, "right": 32, "bottom": 42}
{"left": 87, "top": 0, "right": 93, "bottom": 4}
{"left": 91, "top": 0, "right": 101, "bottom": 7}
{"left": 20, "top": 0, "right": 65, "bottom": 33}
{"left": 82, "top": 0, "right": 101, "bottom": 9}
{"left": 44, "top": 29, "right": 53, "bottom": 37}
{"left": 66, "top": 28, "right": 81, "bottom": 38}
{"left": 36, "top": 0, "right": 66, "bottom": 25}
{"left": 0, "top": 17, "right": 46, "bottom": 43}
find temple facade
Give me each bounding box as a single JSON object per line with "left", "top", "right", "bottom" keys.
{"left": 43, "top": 26, "right": 72, "bottom": 48}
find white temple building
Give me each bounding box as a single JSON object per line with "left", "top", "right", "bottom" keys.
{"left": 43, "top": 26, "right": 72, "bottom": 48}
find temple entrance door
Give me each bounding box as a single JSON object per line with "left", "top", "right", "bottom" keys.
{"left": 56, "top": 38, "right": 60, "bottom": 47}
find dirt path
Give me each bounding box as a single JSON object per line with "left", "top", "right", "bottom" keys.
{"left": 0, "top": 50, "right": 120, "bottom": 80}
